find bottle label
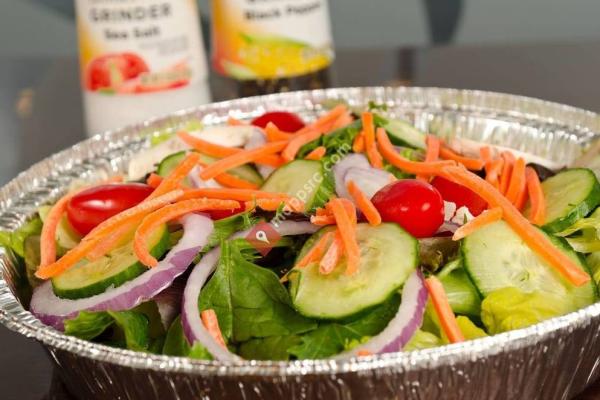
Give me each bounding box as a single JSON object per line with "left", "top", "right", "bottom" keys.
{"left": 76, "top": 0, "right": 207, "bottom": 95}
{"left": 212, "top": 0, "right": 334, "bottom": 80}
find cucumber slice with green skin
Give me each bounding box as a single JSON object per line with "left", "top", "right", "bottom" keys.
{"left": 157, "top": 151, "right": 263, "bottom": 186}
{"left": 438, "top": 262, "right": 481, "bottom": 318}
{"left": 528, "top": 168, "right": 600, "bottom": 234}
{"left": 376, "top": 116, "right": 426, "bottom": 150}
{"left": 52, "top": 225, "right": 170, "bottom": 300}
{"left": 260, "top": 159, "right": 334, "bottom": 211}
{"left": 462, "top": 220, "right": 597, "bottom": 311}
{"left": 288, "top": 223, "right": 418, "bottom": 319}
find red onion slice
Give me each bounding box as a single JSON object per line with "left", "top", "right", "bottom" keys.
{"left": 244, "top": 128, "right": 274, "bottom": 178}
{"left": 335, "top": 269, "right": 428, "bottom": 358}
{"left": 188, "top": 166, "right": 220, "bottom": 189}
{"left": 30, "top": 214, "right": 214, "bottom": 331}
{"left": 181, "top": 220, "right": 319, "bottom": 361}
{"left": 343, "top": 167, "right": 393, "bottom": 199}
{"left": 333, "top": 154, "right": 371, "bottom": 199}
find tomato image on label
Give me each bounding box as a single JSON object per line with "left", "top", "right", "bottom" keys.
{"left": 85, "top": 52, "right": 149, "bottom": 92}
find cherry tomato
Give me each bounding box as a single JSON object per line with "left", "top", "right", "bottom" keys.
{"left": 431, "top": 177, "right": 487, "bottom": 216}
{"left": 371, "top": 180, "right": 444, "bottom": 238}
{"left": 207, "top": 206, "right": 245, "bottom": 221}
{"left": 251, "top": 111, "right": 306, "bottom": 132}
{"left": 66, "top": 183, "right": 154, "bottom": 235}
{"left": 85, "top": 53, "right": 149, "bottom": 91}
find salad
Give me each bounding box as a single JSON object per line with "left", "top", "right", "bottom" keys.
{"left": 4, "top": 102, "right": 600, "bottom": 361}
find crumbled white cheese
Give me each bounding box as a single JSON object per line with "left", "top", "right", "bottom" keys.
{"left": 444, "top": 201, "right": 457, "bottom": 221}
{"left": 451, "top": 206, "right": 475, "bottom": 226}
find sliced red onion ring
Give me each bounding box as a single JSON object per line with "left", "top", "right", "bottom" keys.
{"left": 154, "top": 278, "right": 186, "bottom": 329}
{"left": 244, "top": 128, "right": 274, "bottom": 179}
{"left": 335, "top": 270, "right": 428, "bottom": 358}
{"left": 30, "top": 214, "right": 214, "bottom": 331}
{"left": 188, "top": 165, "right": 220, "bottom": 189}
{"left": 181, "top": 220, "right": 319, "bottom": 361}
{"left": 344, "top": 167, "right": 393, "bottom": 199}
{"left": 333, "top": 154, "right": 371, "bottom": 199}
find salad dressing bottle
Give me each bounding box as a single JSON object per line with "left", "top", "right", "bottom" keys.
{"left": 75, "top": 0, "right": 211, "bottom": 135}
{"left": 211, "top": 0, "right": 335, "bottom": 97}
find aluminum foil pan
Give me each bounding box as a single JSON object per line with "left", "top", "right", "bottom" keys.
{"left": 1, "top": 87, "right": 600, "bottom": 400}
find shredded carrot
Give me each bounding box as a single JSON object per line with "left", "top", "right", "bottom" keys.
{"left": 178, "top": 131, "right": 238, "bottom": 158}
{"left": 525, "top": 167, "right": 546, "bottom": 225}
{"left": 181, "top": 188, "right": 290, "bottom": 202}
{"left": 134, "top": 198, "right": 240, "bottom": 267}
{"left": 296, "top": 231, "right": 335, "bottom": 268}
{"left": 87, "top": 220, "right": 138, "bottom": 261}
{"left": 200, "top": 309, "right": 227, "bottom": 348}
{"left": 439, "top": 165, "right": 590, "bottom": 286}
{"left": 417, "top": 135, "right": 441, "bottom": 181}
{"left": 35, "top": 190, "right": 183, "bottom": 279}
{"left": 326, "top": 198, "right": 360, "bottom": 275}
{"left": 484, "top": 158, "right": 504, "bottom": 189}
{"left": 330, "top": 111, "right": 354, "bottom": 130}
{"left": 337, "top": 197, "right": 358, "bottom": 226}
{"left": 227, "top": 116, "right": 246, "bottom": 126}
{"left": 264, "top": 122, "right": 293, "bottom": 141}
{"left": 480, "top": 146, "right": 492, "bottom": 164}
{"left": 200, "top": 141, "right": 288, "bottom": 180}
{"left": 515, "top": 183, "right": 529, "bottom": 211}
{"left": 498, "top": 151, "right": 515, "bottom": 195}
{"left": 319, "top": 231, "right": 343, "bottom": 274}
{"left": 505, "top": 157, "right": 526, "bottom": 205}
{"left": 452, "top": 208, "right": 503, "bottom": 241}
{"left": 376, "top": 128, "right": 455, "bottom": 175}
{"left": 315, "top": 207, "right": 329, "bottom": 216}
{"left": 346, "top": 180, "right": 381, "bottom": 226}
{"left": 366, "top": 144, "right": 384, "bottom": 169}
{"left": 213, "top": 173, "right": 259, "bottom": 190}
{"left": 362, "top": 112, "right": 375, "bottom": 149}
{"left": 357, "top": 350, "right": 373, "bottom": 357}
{"left": 39, "top": 194, "right": 76, "bottom": 268}
{"left": 305, "top": 146, "right": 327, "bottom": 161}
{"left": 352, "top": 132, "right": 365, "bottom": 153}
{"left": 439, "top": 146, "right": 484, "bottom": 171}
{"left": 146, "top": 173, "right": 163, "bottom": 189}
{"left": 425, "top": 276, "right": 465, "bottom": 343}
{"left": 245, "top": 198, "right": 305, "bottom": 213}
{"left": 281, "top": 128, "right": 321, "bottom": 162}
{"left": 307, "top": 104, "right": 348, "bottom": 133}
{"left": 150, "top": 153, "right": 200, "bottom": 198}
{"left": 310, "top": 214, "right": 336, "bottom": 225}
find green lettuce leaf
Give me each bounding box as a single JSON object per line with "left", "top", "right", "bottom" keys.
{"left": 586, "top": 251, "right": 600, "bottom": 286}
{"left": 238, "top": 335, "right": 302, "bottom": 360}
{"left": 297, "top": 120, "right": 362, "bottom": 158}
{"left": 205, "top": 211, "right": 258, "bottom": 250}
{"left": 162, "top": 315, "right": 212, "bottom": 359}
{"left": 198, "top": 241, "right": 317, "bottom": 343}
{"left": 0, "top": 216, "right": 43, "bottom": 258}
{"left": 403, "top": 329, "right": 442, "bottom": 351}
{"left": 64, "top": 311, "right": 114, "bottom": 340}
{"left": 455, "top": 316, "right": 487, "bottom": 340}
{"left": 107, "top": 310, "right": 149, "bottom": 351}
{"left": 481, "top": 287, "right": 571, "bottom": 334}
{"left": 288, "top": 294, "right": 401, "bottom": 359}
{"left": 555, "top": 208, "right": 600, "bottom": 253}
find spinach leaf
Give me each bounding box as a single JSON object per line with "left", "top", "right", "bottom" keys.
{"left": 205, "top": 211, "right": 258, "bottom": 250}
{"left": 297, "top": 120, "right": 362, "bottom": 158}
{"left": 198, "top": 241, "right": 317, "bottom": 342}
{"left": 288, "top": 294, "right": 401, "bottom": 359}
{"left": 162, "top": 316, "right": 212, "bottom": 360}
{"left": 107, "top": 310, "right": 149, "bottom": 352}
{"left": 238, "top": 335, "right": 302, "bottom": 361}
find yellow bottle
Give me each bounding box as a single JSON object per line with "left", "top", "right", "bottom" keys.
{"left": 211, "top": 0, "right": 334, "bottom": 96}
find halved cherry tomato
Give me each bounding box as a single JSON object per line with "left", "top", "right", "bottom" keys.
{"left": 251, "top": 111, "right": 305, "bottom": 132}
{"left": 431, "top": 176, "right": 488, "bottom": 216}
{"left": 207, "top": 206, "right": 244, "bottom": 221}
{"left": 66, "top": 183, "right": 154, "bottom": 235}
{"left": 371, "top": 179, "right": 444, "bottom": 238}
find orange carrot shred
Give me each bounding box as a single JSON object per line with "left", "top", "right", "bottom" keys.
{"left": 362, "top": 112, "right": 375, "bottom": 149}
{"left": 213, "top": 173, "right": 259, "bottom": 190}
{"left": 319, "top": 231, "right": 343, "bottom": 274}
{"left": 296, "top": 231, "right": 335, "bottom": 268}
{"left": 352, "top": 132, "right": 365, "bottom": 153}
{"left": 357, "top": 350, "right": 373, "bottom": 357}
{"left": 326, "top": 198, "right": 360, "bottom": 275}
{"left": 134, "top": 198, "right": 240, "bottom": 267}
{"left": 87, "top": 220, "right": 138, "bottom": 261}
{"left": 310, "top": 214, "right": 336, "bottom": 226}
{"left": 439, "top": 146, "right": 484, "bottom": 171}
{"left": 177, "top": 131, "right": 238, "bottom": 158}
{"left": 525, "top": 167, "right": 546, "bottom": 225}
{"left": 305, "top": 146, "right": 327, "bottom": 161}
{"left": 39, "top": 194, "right": 76, "bottom": 268}
{"left": 505, "top": 157, "right": 526, "bottom": 205}
{"left": 150, "top": 153, "right": 200, "bottom": 199}
{"left": 425, "top": 276, "right": 465, "bottom": 343}
{"left": 480, "top": 146, "right": 492, "bottom": 164}
{"left": 439, "top": 165, "right": 590, "bottom": 286}
{"left": 484, "top": 158, "right": 504, "bottom": 189}
{"left": 376, "top": 128, "right": 455, "bottom": 175}
{"left": 36, "top": 189, "right": 184, "bottom": 279}
{"left": 281, "top": 129, "right": 322, "bottom": 162}
{"left": 417, "top": 135, "right": 441, "bottom": 181}
{"left": 499, "top": 151, "right": 516, "bottom": 195}
{"left": 146, "top": 173, "right": 163, "bottom": 189}
{"left": 201, "top": 309, "right": 227, "bottom": 348}
{"left": 330, "top": 112, "right": 354, "bottom": 130}
{"left": 200, "top": 141, "right": 288, "bottom": 180}
{"left": 245, "top": 198, "right": 305, "bottom": 213}
{"left": 227, "top": 116, "right": 247, "bottom": 126}
{"left": 452, "top": 207, "right": 503, "bottom": 241}
{"left": 181, "top": 188, "right": 290, "bottom": 202}
{"left": 346, "top": 180, "right": 381, "bottom": 226}
{"left": 264, "top": 122, "right": 293, "bottom": 142}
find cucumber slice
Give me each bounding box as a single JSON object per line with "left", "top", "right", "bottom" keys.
{"left": 260, "top": 160, "right": 334, "bottom": 211}
{"left": 288, "top": 223, "right": 418, "bottom": 319}
{"left": 52, "top": 225, "right": 170, "bottom": 299}
{"left": 378, "top": 116, "right": 426, "bottom": 150}
{"left": 437, "top": 260, "right": 481, "bottom": 318}
{"left": 462, "top": 220, "right": 596, "bottom": 311}
{"left": 157, "top": 151, "right": 263, "bottom": 186}
{"left": 529, "top": 168, "right": 600, "bottom": 233}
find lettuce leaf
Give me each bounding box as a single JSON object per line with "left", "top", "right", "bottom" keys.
{"left": 403, "top": 329, "right": 442, "bottom": 351}
{"left": 481, "top": 287, "right": 571, "bottom": 334}
{"left": 162, "top": 315, "right": 212, "bottom": 359}
{"left": 238, "top": 335, "right": 302, "bottom": 360}
{"left": 0, "top": 216, "right": 43, "bottom": 258}
{"left": 297, "top": 120, "right": 362, "bottom": 158}
{"left": 555, "top": 208, "right": 600, "bottom": 253}
{"left": 198, "top": 241, "right": 317, "bottom": 343}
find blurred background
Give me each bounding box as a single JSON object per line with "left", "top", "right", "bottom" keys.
{"left": 3, "top": 1, "right": 600, "bottom": 398}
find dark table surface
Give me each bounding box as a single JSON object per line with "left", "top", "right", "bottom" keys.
{"left": 3, "top": 41, "right": 600, "bottom": 399}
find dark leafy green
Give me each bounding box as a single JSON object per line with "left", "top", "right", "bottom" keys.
{"left": 107, "top": 310, "right": 149, "bottom": 351}
{"left": 206, "top": 211, "right": 258, "bottom": 250}
{"left": 64, "top": 311, "right": 115, "bottom": 341}
{"left": 198, "top": 241, "right": 317, "bottom": 342}
{"left": 162, "top": 316, "right": 212, "bottom": 359}
{"left": 238, "top": 335, "right": 302, "bottom": 360}
{"left": 297, "top": 120, "right": 362, "bottom": 158}
{"left": 0, "top": 216, "right": 43, "bottom": 258}
{"left": 288, "top": 294, "right": 401, "bottom": 359}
